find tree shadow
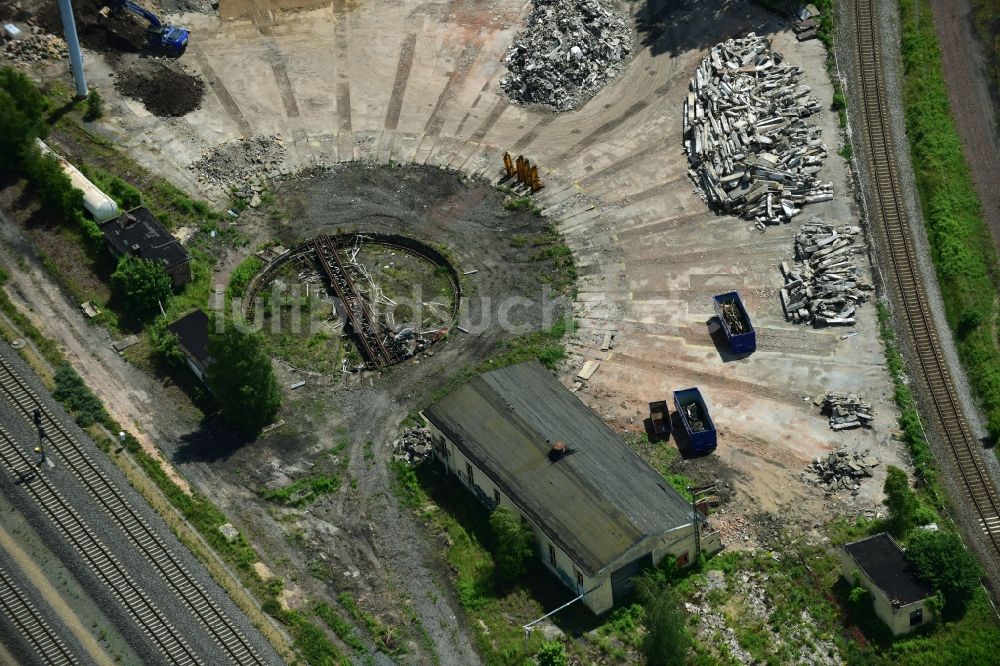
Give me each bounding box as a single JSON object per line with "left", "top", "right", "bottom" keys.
{"left": 173, "top": 414, "right": 254, "bottom": 463}
{"left": 635, "top": 0, "right": 785, "bottom": 58}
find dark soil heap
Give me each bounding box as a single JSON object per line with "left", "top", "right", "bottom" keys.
{"left": 114, "top": 59, "right": 205, "bottom": 117}
{"left": 38, "top": 0, "right": 146, "bottom": 53}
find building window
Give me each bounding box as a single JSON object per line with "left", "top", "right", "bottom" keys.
{"left": 493, "top": 489, "right": 501, "bottom": 506}
{"left": 575, "top": 570, "right": 584, "bottom": 593}
{"left": 676, "top": 552, "right": 690, "bottom": 568}
{"left": 465, "top": 462, "right": 474, "bottom": 485}
{"left": 548, "top": 544, "right": 557, "bottom": 567}
{"left": 910, "top": 609, "right": 923, "bottom": 626}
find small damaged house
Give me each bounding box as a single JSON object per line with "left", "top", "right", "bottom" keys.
{"left": 100, "top": 207, "right": 191, "bottom": 289}
{"left": 424, "top": 360, "right": 721, "bottom": 614}
{"left": 167, "top": 309, "right": 210, "bottom": 383}
{"left": 839, "top": 533, "right": 936, "bottom": 635}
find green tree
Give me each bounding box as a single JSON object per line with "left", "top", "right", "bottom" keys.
{"left": 83, "top": 89, "right": 103, "bottom": 121}
{"left": 634, "top": 571, "right": 691, "bottom": 666}
{"left": 883, "top": 465, "right": 919, "bottom": 537}
{"left": 0, "top": 67, "right": 47, "bottom": 171}
{"left": 110, "top": 255, "right": 173, "bottom": 321}
{"left": 206, "top": 319, "right": 281, "bottom": 434}
{"left": 907, "top": 529, "right": 983, "bottom": 618}
{"left": 149, "top": 315, "right": 184, "bottom": 370}
{"left": 20, "top": 146, "right": 83, "bottom": 218}
{"left": 489, "top": 507, "right": 534, "bottom": 583}
{"left": 536, "top": 640, "right": 568, "bottom": 666}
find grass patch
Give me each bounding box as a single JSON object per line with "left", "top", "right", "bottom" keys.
{"left": 876, "top": 303, "right": 941, "bottom": 502}
{"left": 336, "top": 592, "right": 403, "bottom": 655}
{"left": 263, "top": 474, "right": 341, "bottom": 507}
{"left": 315, "top": 602, "right": 366, "bottom": 653}
{"left": 227, "top": 254, "right": 264, "bottom": 301}
{"left": 899, "top": 0, "right": 1000, "bottom": 442}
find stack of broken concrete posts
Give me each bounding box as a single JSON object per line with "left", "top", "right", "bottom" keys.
{"left": 392, "top": 428, "right": 433, "bottom": 465}
{"left": 779, "top": 220, "right": 873, "bottom": 325}
{"left": 685, "top": 34, "right": 831, "bottom": 229}
{"left": 803, "top": 448, "right": 880, "bottom": 495}
{"left": 500, "top": 0, "right": 632, "bottom": 111}
{"left": 822, "top": 393, "right": 874, "bottom": 430}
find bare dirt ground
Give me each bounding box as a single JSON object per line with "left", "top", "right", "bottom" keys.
{"left": 929, "top": 0, "right": 1000, "bottom": 254}
{"left": 0, "top": 0, "right": 917, "bottom": 661}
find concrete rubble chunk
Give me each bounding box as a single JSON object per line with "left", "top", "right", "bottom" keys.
{"left": 500, "top": 0, "right": 633, "bottom": 111}
{"left": 821, "top": 392, "right": 875, "bottom": 429}
{"left": 802, "top": 447, "right": 879, "bottom": 494}
{"left": 189, "top": 135, "right": 287, "bottom": 201}
{"left": 779, "top": 218, "right": 871, "bottom": 326}
{"left": 392, "top": 427, "right": 434, "bottom": 465}
{"left": 684, "top": 34, "right": 831, "bottom": 227}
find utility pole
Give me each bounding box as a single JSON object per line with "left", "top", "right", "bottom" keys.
{"left": 57, "top": 0, "right": 88, "bottom": 98}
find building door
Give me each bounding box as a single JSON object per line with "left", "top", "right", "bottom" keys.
{"left": 611, "top": 554, "right": 653, "bottom": 606}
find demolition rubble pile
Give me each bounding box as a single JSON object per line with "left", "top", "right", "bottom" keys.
{"left": 189, "top": 135, "right": 286, "bottom": 204}
{"left": 685, "top": 34, "right": 832, "bottom": 228}
{"left": 779, "top": 220, "right": 873, "bottom": 325}
{"left": 392, "top": 428, "right": 433, "bottom": 465}
{"left": 803, "top": 448, "right": 880, "bottom": 494}
{"left": 2, "top": 31, "right": 67, "bottom": 64}
{"left": 822, "top": 393, "right": 874, "bottom": 430}
{"left": 500, "top": 0, "right": 632, "bottom": 111}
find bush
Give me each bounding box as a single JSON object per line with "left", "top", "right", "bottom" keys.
{"left": 907, "top": 529, "right": 983, "bottom": 618}
{"left": 52, "top": 363, "right": 106, "bottom": 427}
{"left": 884, "top": 466, "right": 920, "bottom": 537}
{"left": 489, "top": 507, "right": 534, "bottom": 583}
{"left": 83, "top": 89, "right": 103, "bottom": 121}
{"left": 635, "top": 568, "right": 692, "bottom": 665}
{"left": 536, "top": 640, "right": 568, "bottom": 666}
{"left": 226, "top": 255, "right": 264, "bottom": 301}
{"left": 111, "top": 255, "right": 173, "bottom": 322}
{"left": 21, "top": 146, "right": 83, "bottom": 219}
{"left": 0, "top": 67, "right": 47, "bottom": 172}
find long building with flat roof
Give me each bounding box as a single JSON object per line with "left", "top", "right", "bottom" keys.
{"left": 423, "top": 359, "right": 719, "bottom": 613}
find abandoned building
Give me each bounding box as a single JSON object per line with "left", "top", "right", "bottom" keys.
{"left": 167, "top": 309, "right": 211, "bottom": 382}
{"left": 423, "top": 360, "right": 721, "bottom": 614}
{"left": 100, "top": 207, "right": 191, "bottom": 289}
{"left": 839, "top": 532, "right": 936, "bottom": 635}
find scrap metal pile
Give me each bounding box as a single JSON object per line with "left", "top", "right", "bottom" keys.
{"left": 500, "top": 0, "right": 632, "bottom": 111}
{"left": 821, "top": 393, "right": 874, "bottom": 430}
{"left": 803, "top": 448, "right": 880, "bottom": 494}
{"left": 685, "top": 402, "right": 707, "bottom": 433}
{"left": 779, "top": 220, "right": 872, "bottom": 326}
{"left": 719, "top": 299, "right": 749, "bottom": 334}
{"left": 685, "top": 34, "right": 832, "bottom": 228}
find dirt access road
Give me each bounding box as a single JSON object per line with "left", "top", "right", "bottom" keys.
{"left": 929, "top": 0, "right": 1000, "bottom": 251}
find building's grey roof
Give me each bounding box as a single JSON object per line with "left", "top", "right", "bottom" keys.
{"left": 424, "top": 360, "right": 692, "bottom": 575}
{"left": 100, "top": 207, "right": 189, "bottom": 271}
{"left": 845, "top": 533, "right": 933, "bottom": 605}
{"left": 167, "top": 309, "right": 210, "bottom": 368}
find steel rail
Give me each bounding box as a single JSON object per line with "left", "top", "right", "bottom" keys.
{"left": 0, "top": 564, "right": 77, "bottom": 665}
{"left": 854, "top": 0, "right": 1000, "bottom": 550}
{"left": 0, "top": 356, "right": 266, "bottom": 665}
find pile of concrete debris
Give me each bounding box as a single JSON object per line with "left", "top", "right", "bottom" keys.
{"left": 821, "top": 393, "right": 873, "bottom": 430}
{"left": 803, "top": 448, "right": 880, "bottom": 494}
{"left": 2, "top": 30, "right": 67, "bottom": 64}
{"left": 794, "top": 4, "right": 823, "bottom": 42}
{"left": 188, "top": 135, "right": 286, "bottom": 205}
{"left": 500, "top": 0, "right": 632, "bottom": 111}
{"left": 392, "top": 428, "right": 433, "bottom": 465}
{"left": 779, "top": 220, "right": 872, "bottom": 325}
{"left": 684, "top": 33, "right": 831, "bottom": 228}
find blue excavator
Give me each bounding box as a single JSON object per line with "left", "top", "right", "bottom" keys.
{"left": 107, "top": 0, "right": 189, "bottom": 56}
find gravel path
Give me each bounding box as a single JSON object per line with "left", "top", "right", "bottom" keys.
{"left": 837, "top": 0, "right": 1000, "bottom": 590}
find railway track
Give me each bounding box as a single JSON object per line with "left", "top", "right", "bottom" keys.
{"left": 0, "top": 564, "right": 77, "bottom": 665}
{"left": 854, "top": 0, "right": 1000, "bottom": 549}
{"left": 0, "top": 354, "right": 267, "bottom": 665}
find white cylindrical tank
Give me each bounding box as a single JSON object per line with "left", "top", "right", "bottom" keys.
{"left": 36, "top": 139, "right": 120, "bottom": 223}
